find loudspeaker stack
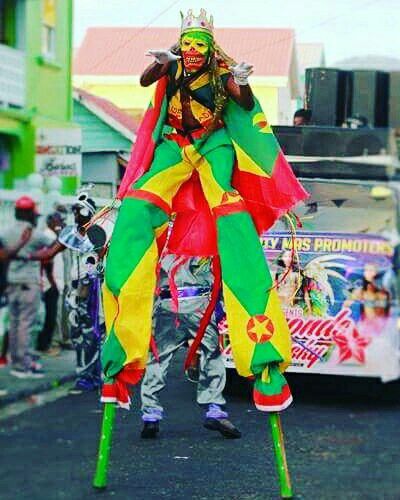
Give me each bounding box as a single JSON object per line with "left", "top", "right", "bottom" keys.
{"left": 305, "top": 67, "right": 392, "bottom": 128}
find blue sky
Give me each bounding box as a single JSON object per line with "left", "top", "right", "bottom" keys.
{"left": 74, "top": 0, "right": 400, "bottom": 64}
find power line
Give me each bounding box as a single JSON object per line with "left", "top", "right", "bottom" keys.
{"left": 239, "top": 0, "right": 382, "bottom": 59}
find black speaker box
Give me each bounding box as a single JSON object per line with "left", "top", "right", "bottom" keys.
{"left": 305, "top": 68, "right": 349, "bottom": 126}
{"left": 389, "top": 72, "right": 400, "bottom": 128}
{"left": 349, "top": 70, "right": 389, "bottom": 127}
{"left": 272, "top": 125, "right": 389, "bottom": 157}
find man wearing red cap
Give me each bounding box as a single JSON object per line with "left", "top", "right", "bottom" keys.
{"left": 0, "top": 196, "right": 53, "bottom": 378}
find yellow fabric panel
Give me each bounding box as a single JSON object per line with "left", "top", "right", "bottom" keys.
{"left": 265, "top": 289, "right": 292, "bottom": 370}
{"left": 113, "top": 240, "right": 159, "bottom": 370}
{"left": 231, "top": 140, "right": 271, "bottom": 178}
{"left": 102, "top": 283, "right": 119, "bottom": 336}
{"left": 139, "top": 160, "right": 193, "bottom": 207}
{"left": 222, "top": 282, "right": 255, "bottom": 377}
{"left": 189, "top": 99, "right": 214, "bottom": 126}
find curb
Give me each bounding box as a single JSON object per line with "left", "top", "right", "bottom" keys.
{"left": 0, "top": 372, "right": 76, "bottom": 408}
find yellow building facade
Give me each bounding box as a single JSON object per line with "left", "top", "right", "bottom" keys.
{"left": 73, "top": 75, "right": 294, "bottom": 125}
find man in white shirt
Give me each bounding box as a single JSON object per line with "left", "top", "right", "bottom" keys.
{"left": 0, "top": 196, "right": 53, "bottom": 378}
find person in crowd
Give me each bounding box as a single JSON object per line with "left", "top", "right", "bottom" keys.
{"left": 0, "top": 196, "right": 53, "bottom": 378}
{"left": 53, "top": 206, "right": 73, "bottom": 350}
{"left": 36, "top": 213, "right": 66, "bottom": 355}
{"left": 293, "top": 108, "right": 312, "bottom": 126}
{"left": 32, "top": 192, "right": 106, "bottom": 393}
{"left": 140, "top": 254, "right": 241, "bottom": 440}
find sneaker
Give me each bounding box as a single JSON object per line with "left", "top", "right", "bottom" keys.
{"left": 69, "top": 378, "right": 99, "bottom": 395}
{"left": 204, "top": 418, "right": 242, "bottom": 439}
{"left": 0, "top": 356, "right": 8, "bottom": 367}
{"left": 31, "top": 361, "right": 43, "bottom": 371}
{"left": 29, "top": 366, "right": 45, "bottom": 379}
{"left": 141, "top": 421, "right": 160, "bottom": 439}
{"left": 10, "top": 367, "right": 31, "bottom": 379}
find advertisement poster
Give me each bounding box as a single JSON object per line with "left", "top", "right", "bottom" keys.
{"left": 220, "top": 232, "right": 400, "bottom": 381}
{"left": 36, "top": 127, "right": 82, "bottom": 178}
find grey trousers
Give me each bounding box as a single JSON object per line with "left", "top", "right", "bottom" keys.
{"left": 7, "top": 283, "right": 41, "bottom": 370}
{"left": 141, "top": 297, "right": 226, "bottom": 420}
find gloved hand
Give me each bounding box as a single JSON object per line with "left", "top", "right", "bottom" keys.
{"left": 146, "top": 49, "right": 181, "bottom": 65}
{"left": 229, "top": 62, "right": 254, "bottom": 86}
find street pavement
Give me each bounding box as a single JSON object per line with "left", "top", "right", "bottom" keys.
{"left": 1, "top": 350, "right": 400, "bottom": 500}
{"left": 0, "top": 350, "right": 75, "bottom": 407}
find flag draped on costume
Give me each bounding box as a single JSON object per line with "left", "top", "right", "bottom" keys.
{"left": 101, "top": 75, "right": 308, "bottom": 411}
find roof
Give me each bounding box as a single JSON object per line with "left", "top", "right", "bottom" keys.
{"left": 73, "top": 88, "right": 139, "bottom": 140}
{"left": 73, "top": 88, "right": 139, "bottom": 152}
{"left": 296, "top": 43, "right": 325, "bottom": 74}
{"left": 74, "top": 27, "right": 295, "bottom": 78}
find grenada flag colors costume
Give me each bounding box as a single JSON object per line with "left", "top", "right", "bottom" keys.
{"left": 100, "top": 9, "right": 307, "bottom": 413}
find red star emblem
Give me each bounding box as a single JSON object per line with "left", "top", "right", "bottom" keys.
{"left": 333, "top": 327, "right": 371, "bottom": 364}
{"left": 247, "top": 315, "right": 274, "bottom": 343}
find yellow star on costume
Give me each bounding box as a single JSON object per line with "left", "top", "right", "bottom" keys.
{"left": 247, "top": 315, "right": 274, "bottom": 343}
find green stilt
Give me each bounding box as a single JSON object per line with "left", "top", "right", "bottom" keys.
{"left": 93, "top": 402, "right": 116, "bottom": 489}
{"left": 269, "top": 412, "right": 293, "bottom": 499}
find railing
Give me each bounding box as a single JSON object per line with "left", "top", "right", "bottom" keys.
{"left": 0, "top": 44, "right": 26, "bottom": 109}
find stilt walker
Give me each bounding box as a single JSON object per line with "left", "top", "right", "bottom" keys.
{"left": 94, "top": 9, "right": 308, "bottom": 495}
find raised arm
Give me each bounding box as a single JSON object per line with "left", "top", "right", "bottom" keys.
{"left": 140, "top": 49, "right": 181, "bottom": 87}
{"left": 225, "top": 62, "right": 255, "bottom": 111}
{"left": 30, "top": 241, "right": 65, "bottom": 261}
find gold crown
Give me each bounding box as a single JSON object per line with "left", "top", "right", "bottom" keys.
{"left": 180, "top": 9, "right": 214, "bottom": 35}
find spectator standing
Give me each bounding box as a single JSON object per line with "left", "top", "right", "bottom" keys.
{"left": 0, "top": 196, "right": 53, "bottom": 378}
{"left": 36, "top": 213, "right": 64, "bottom": 355}
{"left": 33, "top": 192, "right": 106, "bottom": 392}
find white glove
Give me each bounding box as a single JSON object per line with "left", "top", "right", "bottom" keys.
{"left": 229, "top": 62, "right": 254, "bottom": 86}
{"left": 146, "top": 49, "right": 181, "bottom": 65}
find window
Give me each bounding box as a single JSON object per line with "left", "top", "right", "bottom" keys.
{"left": 41, "top": 0, "right": 56, "bottom": 59}
{"left": 0, "top": 0, "right": 6, "bottom": 44}
{"left": 0, "top": 0, "right": 17, "bottom": 47}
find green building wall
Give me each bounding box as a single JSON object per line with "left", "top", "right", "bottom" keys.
{"left": 0, "top": 0, "right": 78, "bottom": 194}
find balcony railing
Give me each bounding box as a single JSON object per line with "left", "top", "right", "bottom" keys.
{"left": 0, "top": 44, "right": 26, "bottom": 109}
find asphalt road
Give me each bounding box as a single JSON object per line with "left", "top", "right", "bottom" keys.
{"left": 1, "top": 351, "right": 400, "bottom": 500}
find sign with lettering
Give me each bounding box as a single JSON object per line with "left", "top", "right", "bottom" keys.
{"left": 220, "top": 232, "right": 400, "bottom": 381}
{"left": 36, "top": 128, "right": 82, "bottom": 178}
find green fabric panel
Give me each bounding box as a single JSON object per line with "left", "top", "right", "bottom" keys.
{"left": 105, "top": 197, "right": 168, "bottom": 295}
{"left": 73, "top": 101, "right": 132, "bottom": 153}
{"left": 101, "top": 327, "right": 127, "bottom": 381}
{"left": 250, "top": 342, "right": 283, "bottom": 375}
{"left": 202, "top": 144, "right": 235, "bottom": 192}
{"left": 194, "top": 126, "right": 232, "bottom": 155}
{"left": 217, "top": 211, "right": 272, "bottom": 315}
{"left": 133, "top": 138, "right": 182, "bottom": 189}
{"left": 224, "top": 97, "right": 279, "bottom": 174}
{"left": 254, "top": 365, "right": 287, "bottom": 396}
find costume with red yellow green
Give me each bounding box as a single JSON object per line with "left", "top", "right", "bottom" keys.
{"left": 100, "top": 9, "right": 308, "bottom": 412}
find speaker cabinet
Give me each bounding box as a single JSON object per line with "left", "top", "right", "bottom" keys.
{"left": 389, "top": 72, "right": 400, "bottom": 128}
{"left": 272, "top": 126, "right": 388, "bottom": 157}
{"left": 305, "top": 68, "right": 349, "bottom": 126}
{"left": 349, "top": 70, "right": 389, "bottom": 127}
